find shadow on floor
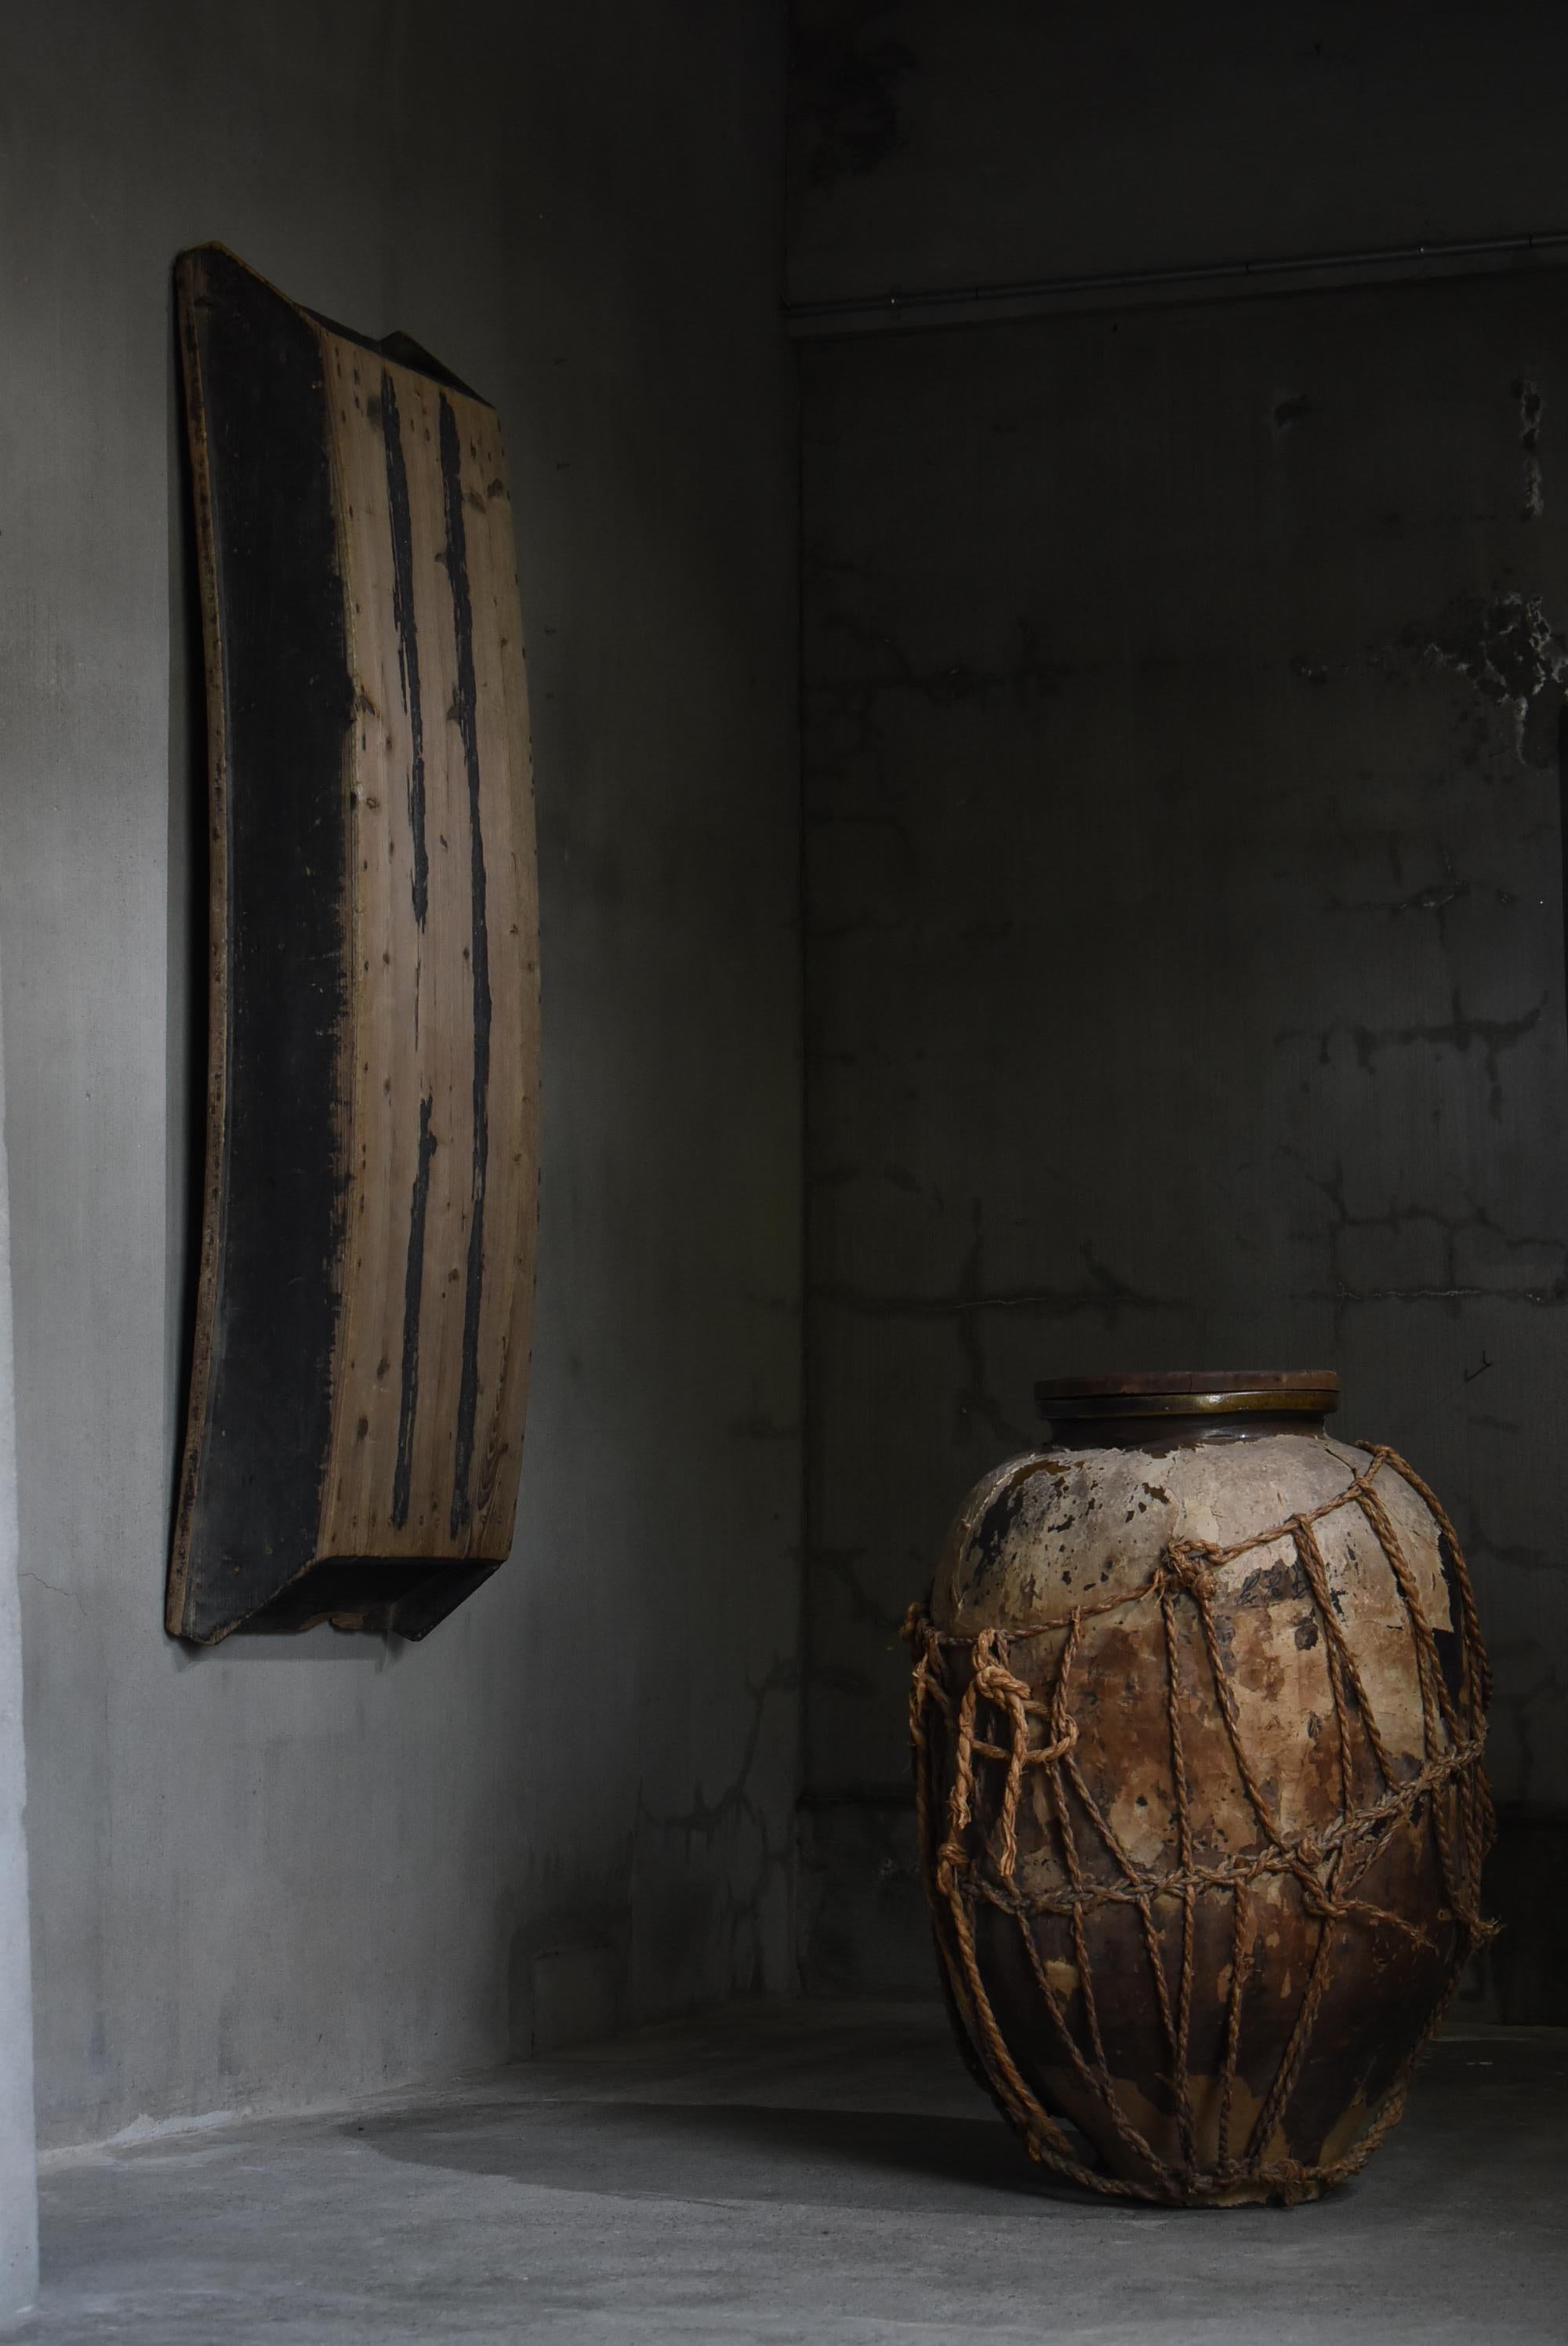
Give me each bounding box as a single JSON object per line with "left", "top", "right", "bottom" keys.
{"left": 352, "top": 2032, "right": 1568, "bottom": 2222}
{"left": 350, "top": 2097, "right": 1131, "bottom": 2214}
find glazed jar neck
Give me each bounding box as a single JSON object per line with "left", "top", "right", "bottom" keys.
{"left": 1049, "top": 1411, "right": 1330, "bottom": 1451}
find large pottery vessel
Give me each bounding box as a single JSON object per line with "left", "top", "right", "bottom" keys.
{"left": 908, "top": 1371, "right": 1492, "bottom": 2206}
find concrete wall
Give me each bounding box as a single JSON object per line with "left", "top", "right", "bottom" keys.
{"left": 0, "top": 0, "right": 799, "bottom": 2147}
{"left": 792, "top": 5, "right": 1568, "bottom": 2010}
{"left": 0, "top": 970, "right": 38, "bottom": 2322}
{"left": 789, "top": 0, "right": 1568, "bottom": 303}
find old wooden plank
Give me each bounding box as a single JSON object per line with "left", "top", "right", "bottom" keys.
{"left": 168, "top": 245, "right": 539, "bottom": 1643}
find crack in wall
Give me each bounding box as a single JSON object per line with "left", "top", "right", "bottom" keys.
{"left": 813, "top": 605, "right": 1064, "bottom": 709}
{"left": 808, "top": 1542, "right": 906, "bottom": 1639}
{"left": 1280, "top": 988, "right": 1546, "bottom": 1120}
{"left": 1450, "top": 1505, "right": 1556, "bottom": 1579}
{"left": 811, "top": 1255, "right": 1186, "bottom": 1324}
{"left": 1296, "top": 1160, "right": 1568, "bottom": 1326}
{"left": 634, "top": 1658, "right": 800, "bottom": 1993}
{"left": 1320, "top": 841, "right": 1472, "bottom": 946}
{"left": 1517, "top": 376, "right": 1545, "bottom": 521}
{"left": 803, "top": 603, "right": 1064, "bottom": 807}
{"left": 1481, "top": 1640, "right": 1566, "bottom": 1807}
{"left": 637, "top": 1658, "right": 799, "bottom": 1844}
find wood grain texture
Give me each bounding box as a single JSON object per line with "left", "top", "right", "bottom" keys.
{"left": 168, "top": 246, "right": 539, "bottom": 1643}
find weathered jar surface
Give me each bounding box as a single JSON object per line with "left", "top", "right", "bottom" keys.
{"left": 909, "top": 1371, "right": 1492, "bottom": 2206}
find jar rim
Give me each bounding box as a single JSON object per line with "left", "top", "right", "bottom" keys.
{"left": 1035, "top": 1369, "right": 1339, "bottom": 1422}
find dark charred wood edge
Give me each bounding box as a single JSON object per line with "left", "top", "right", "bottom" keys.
{"left": 233, "top": 1558, "right": 502, "bottom": 1640}
{"left": 165, "top": 262, "right": 226, "bottom": 1636}
{"left": 439, "top": 394, "right": 492, "bottom": 1537}
{"left": 166, "top": 245, "right": 354, "bottom": 1643}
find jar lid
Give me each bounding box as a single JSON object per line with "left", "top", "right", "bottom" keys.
{"left": 1035, "top": 1369, "right": 1339, "bottom": 1423}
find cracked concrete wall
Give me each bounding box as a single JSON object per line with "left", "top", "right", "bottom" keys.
{"left": 0, "top": 0, "right": 800, "bottom": 2147}
{"left": 798, "top": 267, "right": 1568, "bottom": 2014}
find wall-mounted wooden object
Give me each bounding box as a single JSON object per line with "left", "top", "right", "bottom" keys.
{"left": 168, "top": 245, "right": 540, "bottom": 1643}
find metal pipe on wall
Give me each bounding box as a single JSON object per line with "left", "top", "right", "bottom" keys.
{"left": 786, "top": 228, "right": 1568, "bottom": 338}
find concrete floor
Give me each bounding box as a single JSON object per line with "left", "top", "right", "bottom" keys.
{"left": 17, "top": 2000, "right": 1568, "bottom": 2344}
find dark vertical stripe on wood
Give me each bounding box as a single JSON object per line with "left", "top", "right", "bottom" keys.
{"left": 379, "top": 370, "right": 429, "bottom": 930}
{"left": 439, "top": 395, "right": 492, "bottom": 1536}
{"left": 391, "top": 1094, "right": 438, "bottom": 1529}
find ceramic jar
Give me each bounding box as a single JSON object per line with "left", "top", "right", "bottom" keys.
{"left": 908, "top": 1371, "right": 1492, "bottom": 2205}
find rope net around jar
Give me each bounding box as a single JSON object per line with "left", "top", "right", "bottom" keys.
{"left": 905, "top": 1444, "right": 1494, "bottom": 2206}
